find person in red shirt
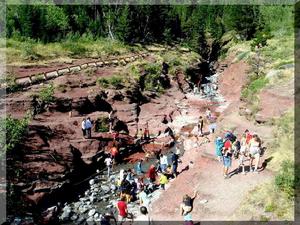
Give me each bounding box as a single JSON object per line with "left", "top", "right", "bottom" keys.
{"left": 147, "top": 164, "right": 157, "bottom": 183}
{"left": 245, "top": 129, "right": 253, "bottom": 145}
{"left": 116, "top": 196, "right": 133, "bottom": 224}
{"left": 110, "top": 144, "right": 119, "bottom": 165}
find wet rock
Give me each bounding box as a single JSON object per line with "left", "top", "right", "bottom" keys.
{"left": 60, "top": 209, "right": 71, "bottom": 221}
{"left": 76, "top": 216, "right": 86, "bottom": 225}
{"left": 94, "top": 213, "right": 100, "bottom": 219}
{"left": 89, "top": 179, "right": 95, "bottom": 186}
{"left": 86, "top": 217, "right": 95, "bottom": 225}
{"left": 71, "top": 214, "right": 79, "bottom": 221}
{"left": 88, "top": 209, "right": 96, "bottom": 217}
{"left": 101, "top": 185, "right": 110, "bottom": 193}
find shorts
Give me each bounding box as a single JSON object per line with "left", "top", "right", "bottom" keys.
{"left": 223, "top": 156, "right": 232, "bottom": 168}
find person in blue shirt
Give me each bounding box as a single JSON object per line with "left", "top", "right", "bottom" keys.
{"left": 215, "top": 137, "right": 224, "bottom": 162}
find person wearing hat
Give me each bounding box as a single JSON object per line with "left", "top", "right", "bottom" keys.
{"left": 215, "top": 136, "right": 223, "bottom": 162}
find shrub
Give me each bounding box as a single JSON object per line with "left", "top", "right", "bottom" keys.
{"left": 0, "top": 115, "right": 30, "bottom": 154}
{"left": 97, "top": 76, "right": 124, "bottom": 89}
{"left": 275, "top": 160, "right": 299, "bottom": 199}
{"left": 95, "top": 116, "right": 109, "bottom": 133}
{"left": 38, "top": 83, "right": 55, "bottom": 104}
{"left": 62, "top": 42, "right": 87, "bottom": 57}
{"left": 4, "top": 74, "right": 22, "bottom": 93}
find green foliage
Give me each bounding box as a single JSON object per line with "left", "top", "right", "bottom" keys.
{"left": 4, "top": 74, "right": 22, "bottom": 93}
{"left": 97, "top": 75, "right": 124, "bottom": 89}
{"left": 275, "top": 160, "right": 299, "bottom": 199}
{"left": 144, "top": 63, "right": 161, "bottom": 91}
{"left": 95, "top": 116, "right": 109, "bottom": 133}
{"left": 250, "top": 32, "right": 273, "bottom": 51}
{"left": 38, "top": 83, "right": 55, "bottom": 104}
{"left": 1, "top": 115, "right": 30, "bottom": 154}
{"left": 241, "top": 76, "right": 268, "bottom": 101}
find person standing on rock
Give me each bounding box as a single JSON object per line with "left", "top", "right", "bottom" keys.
{"left": 198, "top": 116, "right": 204, "bottom": 136}
{"left": 135, "top": 159, "right": 143, "bottom": 176}
{"left": 116, "top": 196, "right": 133, "bottom": 225}
{"left": 110, "top": 144, "right": 119, "bottom": 165}
{"left": 159, "top": 153, "right": 168, "bottom": 172}
{"left": 147, "top": 165, "right": 157, "bottom": 184}
{"left": 180, "top": 191, "right": 198, "bottom": 224}
{"left": 205, "top": 108, "right": 212, "bottom": 120}
{"left": 171, "top": 151, "right": 179, "bottom": 178}
{"left": 81, "top": 118, "right": 86, "bottom": 138}
{"left": 222, "top": 138, "right": 233, "bottom": 179}
{"left": 249, "top": 134, "right": 261, "bottom": 173}
{"left": 85, "top": 117, "right": 92, "bottom": 138}
{"left": 104, "top": 155, "right": 113, "bottom": 178}
{"left": 215, "top": 137, "right": 223, "bottom": 162}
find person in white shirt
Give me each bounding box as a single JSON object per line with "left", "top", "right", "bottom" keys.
{"left": 104, "top": 155, "right": 113, "bottom": 178}
{"left": 81, "top": 118, "right": 86, "bottom": 137}
{"left": 159, "top": 154, "right": 168, "bottom": 172}
{"left": 85, "top": 117, "right": 92, "bottom": 138}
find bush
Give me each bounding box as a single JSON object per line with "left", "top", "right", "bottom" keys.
{"left": 38, "top": 83, "right": 55, "bottom": 104}
{"left": 95, "top": 116, "right": 109, "bottom": 133}
{"left": 275, "top": 160, "right": 299, "bottom": 199}
{"left": 0, "top": 115, "right": 30, "bottom": 155}
{"left": 97, "top": 76, "right": 124, "bottom": 89}
{"left": 62, "top": 42, "right": 87, "bottom": 57}
{"left": 4, "top": 74, "right": 22, "bottom": 93}
{"left": 144, "top": 63, "right": 161, "bottom": 91}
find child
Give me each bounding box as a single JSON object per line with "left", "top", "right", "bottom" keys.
{"left": 158, "top": 173, "right": 168, "bottom": 190}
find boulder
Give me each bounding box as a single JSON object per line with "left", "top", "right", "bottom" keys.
{"left": 88, "top": 209, "right": 96, "bottom": 217}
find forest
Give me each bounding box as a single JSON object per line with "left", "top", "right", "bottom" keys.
{"left": 6, "top": 5, "right": 294, "bottom": 56}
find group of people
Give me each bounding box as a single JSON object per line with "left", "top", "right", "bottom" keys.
{"left": 215, "top": 129, "right": 263, "bottom": 179}
{"left": 107, "top": 148, "right": 181, "bottom": 224}
{"left": 81, "top": 117, "right": 93, "bottom": 138}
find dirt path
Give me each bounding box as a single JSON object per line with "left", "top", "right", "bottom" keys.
{"left": 149, "top": 59, "right": 275, "bottom": 221}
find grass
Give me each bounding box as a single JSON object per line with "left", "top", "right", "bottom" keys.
{"left": 97, "top": 75, "right": 125, "bottom": 90}
{"left": 241, "top": 75, "right": 269, "bottom": 102}
{"left": 234, "top": 181, "right": 294, "bottom": 220}
{"left": 4, "top": 36, "right": 141, "bottom": 65}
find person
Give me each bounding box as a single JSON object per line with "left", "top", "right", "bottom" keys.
{"left": 110, "top": 144, "right": 119, "bottom": 165}
{"left": 116, "top": 196, "right": 133, "bottom": 224}
{"left": 198, "top": 116, "right": 204, "bottom": 136}
{"left": 138, "top": 187, "right": 151, "bottom": 207}
{"left": 104, "top": 155, "right": 113, "bottom": 178}
{"left": 162, "top": 61, "right": 169, "bottom": 75}
{"left": 81, "top": 118, "right": 86, "bottom": 137}
{"left": 136, "top": 177, "right": 145, "bottom": 193}
{"left": 144, "top": 123, "right": 150, "bottom": 140}
{"left": 162, "top": 114, "right": 168, "bottom": 124}
{"left": 171, "top": 151, "right": 179, "bottom": 178}
{"left": 112, "top": 131, "right": 119, "bottom": 141}
{"left": 215, "top": 137, "right": 223, "bottom": 162}
{"left": 237, "top": 134, "right": 248, "bottom": 175}
{"left": 180, "top": 191, "right": 198, "bottom": 218}
{"left": 134, "top": 206, "right": 152, "bottom": 225}
{"left": 245, "top": 129, "right": 253, "bottom": 145}
{"left": 108, "top": 110, "right": 116, "bottom": 134}
{"left": 158, "top": 172, "right": 168, "bottom": 190}
{"left": 222, "top": 138, "right": 233, "bottom": 179}
{"left": 100, "top": 211, "right": 117, "bottom": 225}
{"left": 205, "top": 108, "right": 211, "bottom": 120}
{"left": 119, "top": 178, "right": 133, "bottom": 203}
{"left": 85, "top": 117, "right": 92, "bottom": 138}
{"left": 126, "top": 169, "right": 135, "bottom": 184}
{"left": 249, "top": 134, "right": 261, "bottom": 173}
{"left": 208, "top": 115, "right": 217, "bottom": 134}
{"left": 135, "top": 159, "right": 143, "bottom": 176}
{"left": 159, "top": 154, "right": 168, "bottom": 172}
{"left": 147, "top": 165, "right": 157, "bottom": 183}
